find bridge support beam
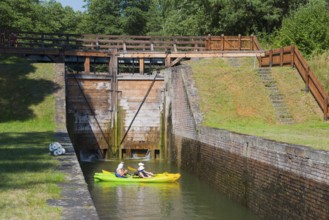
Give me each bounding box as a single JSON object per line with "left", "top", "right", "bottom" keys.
{"left": 109, "top": 52, "right": 118, "bottom": 158}
{"left": 139, "top": 58, "right": 144, "bottom": 74}
{"left": 165, "top": 56, "right": 171, "bottom": 68}
{"left": 84, "top": 57, "right": 90, "bottom": 74}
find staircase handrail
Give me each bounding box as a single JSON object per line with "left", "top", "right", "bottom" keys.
{"left": 259, "top": 45, "right": 329, "bottom": 120}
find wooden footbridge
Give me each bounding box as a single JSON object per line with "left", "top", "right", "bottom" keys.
{"left": 0, "top": 31, "right": 264, "bottom": 73}
{"left": 1, "top": 31, "right": 325, "bottom": 119}
{"left": 1, "top": 31, "right": 328, "bottom": 159}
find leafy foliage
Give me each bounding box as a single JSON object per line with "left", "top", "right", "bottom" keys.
{"left": 81, "top": 0, "right": 123, "bottom": 34}
{"left": 0, "top": 0, "right": 84, "bottom": 33}
{"left": 158, "top": 0, "right": 308, "bottom": 35}
{"left": 0, "top": 0, "right": 310, "bottom": 36}
{"left": 270, "top": 0, "right": 329, "bottom": 56}
{"left": 0, "top": 0, "right": 329, "bottom": 58}
{"left": 122, "top": 6, "right": 147, "bottom": 35}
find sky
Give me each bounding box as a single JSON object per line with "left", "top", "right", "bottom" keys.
{"left": 55, "top": 0, "right": 86, "bottom": 12}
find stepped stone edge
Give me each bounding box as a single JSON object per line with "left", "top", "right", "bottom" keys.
{"left": 53, "top": 63, "right": 98, "bottom": 220}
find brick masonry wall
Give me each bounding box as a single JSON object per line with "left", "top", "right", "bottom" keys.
{"left": 165, "top": 66, "right": 198, "bottom": 164}
{"left": 166, "top": 65, "right": 329, "bottom": 219}
{"left": 167, "top": 66, "right": 199, "bottom": 140}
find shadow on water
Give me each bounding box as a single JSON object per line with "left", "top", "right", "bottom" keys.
{"left": 0, "top": 56, "right": 59, "bottom": 122}
{"left": 81, "top": 160, "right": 261, "bottom": 220}
{"left": 0, "top": 132, "right": 56, "bottom": 189}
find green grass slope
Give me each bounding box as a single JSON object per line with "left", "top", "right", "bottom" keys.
{"left": 188, "top": 58, "right": 329, "bottom": 150}
{"left": 0, "top": 56, "right": 64, "bottom": 219}
{"left": 309, "top": 52, "right": 329, "bottom": 95}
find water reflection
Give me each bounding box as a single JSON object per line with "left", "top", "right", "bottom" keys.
{"left": 81, "top": 160, "right": 260, "bottom": 220}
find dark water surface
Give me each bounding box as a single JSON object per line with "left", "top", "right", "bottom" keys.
{"left": 81, "top": 160, "right": 260, "bottom": 220}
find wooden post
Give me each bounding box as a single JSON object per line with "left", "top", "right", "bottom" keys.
{"left": 238, "top": 34, "right": 241, "bottom": 50}
{"left": 165, "top": 56, "right": 171, "bottom": 67}
{"left": 152, "top": 149, "right": 155, "bottom": 159}
{"left": 206, "top": 34, "right": 211, "bottom": 50}
{"left": 150, "top": 42, "right": 154, "bottom": 51}
{"left": 173, "top": 40, "right": 177, "bottom": 52}
{"left": 109, "top": 49, "right": 118, "bottom": 158}
{"left": 305, "top": 66, "right": 310, "bottom": 92}
{"left": 126, "top": 149, "right": 131, "bottom": 158}
{"left": 95, "top": 36, "right": 99, "bottom": 50}
{"left": 84, "top": 57, "right": 90, "bottom": 74}
{"left": 251, "top": 35, "right": 254, "bottom": 50}
{"left": 193, "top": 38, "right": 198, "bottom": 51}
{"left": 269, "top": 50, "right": 273, "bottom": 67}
{"left": 221, "top": 34, "right": 224, "bottom": 50}
{"left": 139, "top": 58, "right": 144, "bottom": 74}
{"left": 324, "top": 97, "right": 328, "bottom": 121}
{"left": 123, "top": 41, "right": 127, "bottom": 52}
{"left": 291, "top": 46, "right": 295, "bottom": 67}
{"left": 280, "top": 48, "right": 283, "bottom": 66}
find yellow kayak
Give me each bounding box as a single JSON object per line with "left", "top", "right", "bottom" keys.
{"left": 94, "top": 170, "right": 181, "bottom": 183}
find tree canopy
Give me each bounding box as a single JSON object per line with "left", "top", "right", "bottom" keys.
{"left": 0, "top": 0, "right": 328, "bottom": 54}
{"left": 270, "top": 0, "right": 329, "bottom": 56}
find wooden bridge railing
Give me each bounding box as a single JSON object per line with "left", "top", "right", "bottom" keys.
{"left": 80, "top": 34, "right": 207, "bottom": 52}
{"left": 205, "top": 34, "right": 261, "bottom": 51}
{"left": 260, "top": 46, "right": 329, "bottom": 120}
{"left": 0, "top": 30, "right": 262, "bottom": 53}
{"left": 0, "top": 31, "right": 82, "bottom": 49}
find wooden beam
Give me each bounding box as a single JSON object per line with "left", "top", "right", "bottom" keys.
{"left": 165, "top": 56, "right": 171, "bottom": 67}
{"left": 84, "top": 57, "right": 90, "bottom": 74}
{"left": 324, "top": 97, "right": 328, "bottom": 121}
{"left": 118, "top": 51, "right": 265, "bottom": 58}
{"left": 0, "top": 47, "right": 265, "bottom": 59}
{"left": 1, "top": 45, "right": 264, "bottom": 59}
{"left": 170, "top": 57, "right": 183, "bottom": 67}
{"left": 0, "top": 48, "right": 110, "bottom": 57}
{"left": 109, "top": 51, "right": 118, "bottom": 158}
{"left": 65, "top": 51, "right": 110, "bottom": 57}
{"left": 139, "top": 58, "right": 144, "bottom": 74}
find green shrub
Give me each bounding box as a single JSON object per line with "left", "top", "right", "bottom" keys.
{"left": 271, "top": 0, "right": 329, "bottom": 57}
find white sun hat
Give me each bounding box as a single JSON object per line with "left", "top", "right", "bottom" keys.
{"left": 138, "top": 162, "right": 144, "bottom": 166}
{"left": 118, "top": 162, "right": 124, "bottom": 169}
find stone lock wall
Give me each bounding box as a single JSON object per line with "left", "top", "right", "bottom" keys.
{"left": 175, "top": 131, "right": 329, "bottom": 219}
{"left": 166, "top": 65, "right": 329, "bottom": 219}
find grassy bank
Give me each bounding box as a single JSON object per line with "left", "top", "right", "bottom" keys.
{"left": 189, "top": 58, "right": 329, "bottom": 150}
{"left": 309, "top": 52, "right": 329, "bottom": 95}
{"left": 0, "top": 56, "right": 64, "bottom": 219}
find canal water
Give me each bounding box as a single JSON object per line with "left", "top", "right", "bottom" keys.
{"left": 81, "top": 160, "right": 260, "bottom": 220}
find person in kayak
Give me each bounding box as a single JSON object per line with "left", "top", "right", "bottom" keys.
{"left": 115, "top": 162, "right": 128, "bottom": 178}
{"left": 137, "top": 162, "right": 154, "bottom": 178}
